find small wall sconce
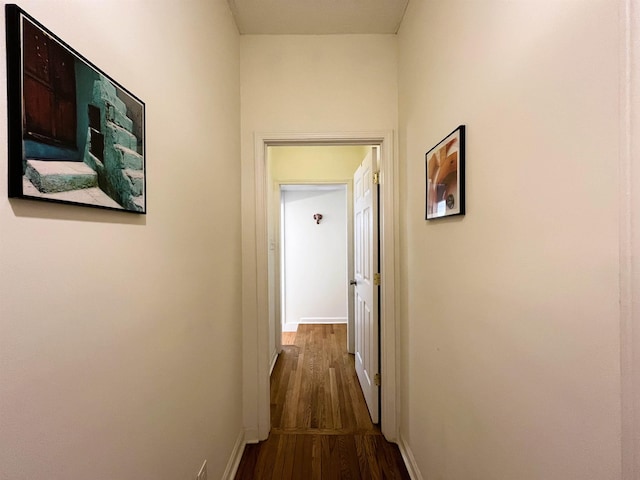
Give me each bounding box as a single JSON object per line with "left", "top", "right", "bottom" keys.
{"left": 313, "top": 213, "right": 323, "bottom": 224}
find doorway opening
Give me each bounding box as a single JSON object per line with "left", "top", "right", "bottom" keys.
{"left": 271, "top": 146, "right": 380, "bottom": 424}
{"left": 269, "top": 145, "right": 370, "bottom": 363}
{"left": 245, "top": 131, "right": 398, "bottom": 443}
{"left": 279, "top": 183, "right": 350, "bottom": 339}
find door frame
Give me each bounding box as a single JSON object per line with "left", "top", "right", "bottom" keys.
{"left": 621, "top": 0, "right": 640, "bottom": 477}
{"left": 244, "top": 131, "right": 399, "bottom": 443}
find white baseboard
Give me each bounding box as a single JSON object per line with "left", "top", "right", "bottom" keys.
{"left": 398, "top": 433, "right": 424, "bottom": 480}
{"left": 299, "top": 317, "right": 347, "bottom": 324}
{"left": 283, "top": 318, "right": 347, "bottom": 332}
{"left": 243, "top": 429, "right": 261, "bottom": 445}
{"left": 221, "top": 430, "right": 246, "bottom": 480}
{"left": 269, "top": 349, "right": 279, "bottom": 375}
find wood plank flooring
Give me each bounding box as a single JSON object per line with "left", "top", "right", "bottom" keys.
{"left": 235, "top": 324, "right": 410, "bottom": 479}
{"left": 282, "top": 331, "right": 297, "bottom": 346}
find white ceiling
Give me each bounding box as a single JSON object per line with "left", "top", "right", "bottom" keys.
{"left": 227, "top": 0, "right": 410, "bottom": 35}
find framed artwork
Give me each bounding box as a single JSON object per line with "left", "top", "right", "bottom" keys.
{"left": 5, "top": 4, "right": 146, "bottom": 213}
{"left": 425, "top": 125, "right": 465, "bottom": 220}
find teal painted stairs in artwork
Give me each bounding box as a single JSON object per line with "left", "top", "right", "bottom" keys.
{"left": 25, "top": 159, "right": 97, "bottom": 193}
{"left": 83, "top": 74, "right": 145, "bottom": 212}
{"left": 23, "top": 75, "right": 144, "bottom": 211}
{"left": 22, "top": 159, "right": 123, "bottom": 209}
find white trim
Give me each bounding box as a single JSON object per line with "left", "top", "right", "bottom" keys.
{"left": 267, "top": 158, "right": 282, "bottom": 369}
{"left": 221, "top": 430, "right": 246, "bottom": 480}
{"left": 397, "top": 434, "right": 424, "bottom": 480}
{"left": 282, "top": 322, "right": 298, "bottom": 333}
{"left": 299, "top": 317, "right": 348, "bottom": 324}
{"left": 243, "top": 428, "right": 260, "bottom": 445}
{"left": 253, "top": 132, "right": 272, "bottom": 441}
{"left": 245, "top": 130, "right": 399, "bottom": 442}
{"left": 621, "top": 0, "right": 640, "bottom": 478}
{"left": 379, "top": 131, "right": 400, "bottom": 443}
{"left": 269, "top": 349, "right": 279, "bottom": 375}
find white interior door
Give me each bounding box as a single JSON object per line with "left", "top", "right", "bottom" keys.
{"left": 352, "top": 148, "right": 379, "bottom": 423}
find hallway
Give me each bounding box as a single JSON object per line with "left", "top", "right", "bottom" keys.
{"left": 235, "top": 324, "right": 409, "bottom": 479}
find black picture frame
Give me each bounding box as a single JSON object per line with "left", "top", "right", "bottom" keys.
{"left": 5, "top": 4, "right": 146, "bottom": 213}
{"left": 425, "top": 125, "right": 465, "bottom": 220}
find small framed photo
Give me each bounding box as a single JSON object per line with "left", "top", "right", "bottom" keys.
{"left": 5, "top": 4, "right": 146, "bottom": 213}
{"left": 425, "top": 125, "right": 465, "bottom": 220}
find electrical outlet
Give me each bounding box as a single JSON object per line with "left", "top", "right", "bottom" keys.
{"left": 196, "top": 460, "right": 207, "bottom": 480}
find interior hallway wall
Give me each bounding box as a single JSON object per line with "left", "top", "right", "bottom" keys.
{"left": 397, "top": 1, "right": 621, "bottom": 478}
{"left": 270, "top": 146, "right": 368, "bottom": 180}
{"left": 0, "top": 1, "right": 242, "bottom": 479}
{"left": 240, "top": 34, "right": 398, "bottom": 437}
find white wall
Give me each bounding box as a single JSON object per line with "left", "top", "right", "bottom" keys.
{"left": 282, "top": 187, "right": 348, "bottom": 331}
{"left": 0, "top": 2, "right": 243, "bottom": 479}
{"left": 398, "top": 1, "right": 621, "bottom": 479}
{"left": 240, "top": 34, "right": 398, "bottom": 439}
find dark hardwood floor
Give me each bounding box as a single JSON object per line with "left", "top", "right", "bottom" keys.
{"left": 235, "top": 324, "right": 410, "bottom": 479}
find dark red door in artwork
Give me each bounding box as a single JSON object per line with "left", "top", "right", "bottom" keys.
{"left": 22, "top": 18, "right": 76, "bottom": 148}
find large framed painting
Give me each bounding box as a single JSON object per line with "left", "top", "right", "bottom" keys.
{"left": 425, "top": 125, "right": 465, "bottom": 220}
{"left": 5, "top": 4, "right": 146, "bottom": 213}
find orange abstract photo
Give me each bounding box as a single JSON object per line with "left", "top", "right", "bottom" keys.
{"left": 425, "top": 125, "right": 465, "bottom": 220}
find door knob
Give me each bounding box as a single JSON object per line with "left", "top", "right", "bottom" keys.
{"left": 349, "top": 280, "right": 357, "bottom": 285}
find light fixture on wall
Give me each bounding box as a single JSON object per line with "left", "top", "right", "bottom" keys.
{"left": 313, "top": 213, "right": 323, "bottom": 224}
